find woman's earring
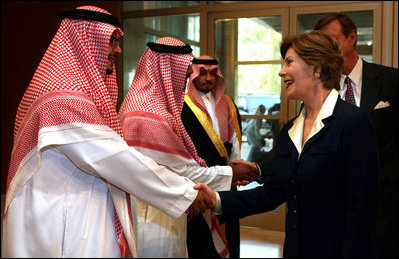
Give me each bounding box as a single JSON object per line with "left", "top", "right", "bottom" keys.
{"left": 314, "top": 72, "right": 320, "bottom": 79}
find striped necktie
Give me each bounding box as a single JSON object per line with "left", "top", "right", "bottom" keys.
{"left": 344, "top": 77, "right": 356, "bottom": 105}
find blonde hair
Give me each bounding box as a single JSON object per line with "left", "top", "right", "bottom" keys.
{"left": 280, "top": 30, "right": 344, "bottom": 91}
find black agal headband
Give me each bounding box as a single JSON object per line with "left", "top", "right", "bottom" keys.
{"left": 191, "top": 58, "right": 219, "bottom": 65}
{"left": 147, "top": 42, "right": 192, "bottom": 54}
{"left": 59, "top": 9, "right": 121, "bottom": 28}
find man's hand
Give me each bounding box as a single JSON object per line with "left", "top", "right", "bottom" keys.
{"left": 232, "top": 159, "right": 258, "bottom": 169}
{"left": 186, "top": 185, "right": 216, "bottom": 219}
{"left": 194, "top": 183, "right": 216, "bottom": 210}
{"left": 230, "top": 159, "right": 259, "bottom": 184}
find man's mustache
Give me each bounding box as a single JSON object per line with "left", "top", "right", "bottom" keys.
{"left": 202, "top": 81, "right": 213, "bottom": 86}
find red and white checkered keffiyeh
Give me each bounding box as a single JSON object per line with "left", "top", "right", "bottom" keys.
{"left": 119, "top": 37, "right": 206, "bottom": 167}
{"left": 187, "top": 55, "right": 234, "bottom": 143}
{"left": 5, "top": 6, "right": 133, "bottom": 257}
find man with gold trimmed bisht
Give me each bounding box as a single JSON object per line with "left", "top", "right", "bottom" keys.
{"left": 1, "top": 6, "right": 211, "bottom": 258}
{"left": 119, "top": 41, "right": 257, "bottom": 258}
{"left": 182, "top": 55, "right": 243, "bottom": 258}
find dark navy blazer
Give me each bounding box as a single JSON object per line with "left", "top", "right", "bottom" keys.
{"left": 361, "top": 61, "right": 398, "bottom": 237}
{"left": 218, "top": 96, "right": 379, "bottom": 258}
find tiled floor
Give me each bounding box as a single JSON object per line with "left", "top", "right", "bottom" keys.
{"left": 1, "top": 194, "right": 284, "bottom": 258}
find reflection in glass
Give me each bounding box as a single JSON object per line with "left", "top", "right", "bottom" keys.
{"left": 297, "top": 10, "right": 373, "bottom": 62}
{"left": 241, "top": 103, "right": 279, "bottom": 157}
{"left": 239, "top": 108, "right": 279, "bottom": 193}
{"left": 236, "top": 64, "right": 281, "bottom": 114}
{"left": 237, "top": 17, "right": 282, "bottom": 61}
{"left": 214, "top": 16, "right": 282, "bottom": 187}
{"left": 123, "top": 14, "right": 200, "bottom": 98}
{"left": 214, "top": 16, "right": 282, "bottom": 113}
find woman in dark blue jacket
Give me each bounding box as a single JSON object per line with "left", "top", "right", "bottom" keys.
{"left": 194, "top": 30, "right": 379, "bottom": 258}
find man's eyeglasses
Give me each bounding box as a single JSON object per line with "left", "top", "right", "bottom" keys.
{"left": 110, "top": 36, "right": 120, "bottom": 47}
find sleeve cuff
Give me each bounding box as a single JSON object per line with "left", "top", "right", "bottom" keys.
{"left": 213, "top": 192, "right": 222, "bottom": 215}
{"left": 256, "top": 162, "right": 262, "bottom": 177}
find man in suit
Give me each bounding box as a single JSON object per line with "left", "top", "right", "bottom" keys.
{"left": 314, "top": 12, "right": 398, "bottom": 258}
{"left": 182, "top": 55, "right": 242, "bottom": 258}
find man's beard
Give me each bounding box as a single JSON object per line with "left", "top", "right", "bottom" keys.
{"left": 200, "top": 88, "right": 212, "bottom": 94}
{"left": 106, "top": 68, "right": 113, "bottom": 75}
{"left": 200, "top": 83, "right": 213, "bottom": 93}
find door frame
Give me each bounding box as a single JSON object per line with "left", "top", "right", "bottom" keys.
{"left": 207, "top": 8, "right": 289, "bottom": 231}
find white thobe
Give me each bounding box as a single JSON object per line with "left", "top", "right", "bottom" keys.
{"left": 132, "top": 144, "right": 233, "bottom": 258}
{"left": 2, "top": 123, "right": 197, "bottom": 258}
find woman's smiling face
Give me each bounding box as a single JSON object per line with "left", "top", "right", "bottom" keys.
{"left": 279, "top": 47, "right": 316, "bottom": 101}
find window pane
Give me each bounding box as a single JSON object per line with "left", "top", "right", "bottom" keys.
{"left": 214, "top": 15, "right": 282, "bottom": 109}
{"left": 208, "top": 1, "right": 246, "bottom": 4}
{"left": 122, "top": 14, "right": 200, "bottom": 98}
{"left": 237, "top": 17, "right": 282, "bottom": 61}
{"left": 236, "top": 64, "right": 281, "bottom": 114}
{"left": 240, "top": 114, "right": 279, "bottom": 161}
{"left": 214, "top": 15, "right": 282, "bottom": 171}
{"left": 297, "top": 10, "right": 373, "bottom": 62}
{"left": 123, "top": 1, "right": 199, "bottom": 11}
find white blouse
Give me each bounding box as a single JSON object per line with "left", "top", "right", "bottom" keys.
{"left": 288, "top": 89, "right": 339, "bottom": 157}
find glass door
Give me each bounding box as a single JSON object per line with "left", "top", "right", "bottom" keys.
{"left": 208, "top": 9, "right": 289, "bottom": 231}
{"left": 214, "top": 16, "right": 282, "bottom": 160}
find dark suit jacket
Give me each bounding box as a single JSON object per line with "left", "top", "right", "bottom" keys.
{"left": 361, "top": 61, "right": 398, "bottom": 235}
{"left": 255, "top": 61, "right": 398, "bottom": 237}
{"left": 218, "top": 97, "right": 379, "bottom": 258}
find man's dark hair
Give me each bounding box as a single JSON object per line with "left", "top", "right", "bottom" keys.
{"left": 314, "top": 12, "right": 357, "bottom": 47}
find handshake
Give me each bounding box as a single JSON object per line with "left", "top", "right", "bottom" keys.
{"left": 186, "top": 160, "right": 259, "bottom": 217}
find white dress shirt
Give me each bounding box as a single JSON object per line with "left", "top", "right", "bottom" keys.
{"left": 199, "top": 91, "right": 241, "bottom": 162}
{"left": 339, "top": 57, "right": 363, "bottom": 107}
{"left": 200, "top": 91, "right": 221, "bottom": 136}
{"left": 288, "top": 89, "right": 338, "bottom": 157}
